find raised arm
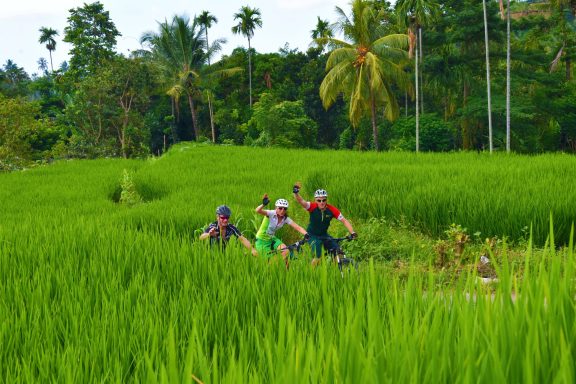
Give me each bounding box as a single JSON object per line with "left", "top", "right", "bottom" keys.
{"left": 255, "top": 194, "right": 270, "bottom": 216}
{"left": 292, "top": 183, "right": 309, "bottom": 209}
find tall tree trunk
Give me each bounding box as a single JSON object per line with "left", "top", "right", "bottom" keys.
{"left": 188, "top": 94, "right": 200, "bottom": 140}
{"left": 205, "top": 29, "right": 217, "bottom": 142}
{"left": 483, "top": 0, "right": 493, "bottom": 153}
{"left": 170, "top": 97, "right": 179, "bottom": 143}
{"left": 419, "top": 27, "right": 424, "bottom": 115}
{"left": 208, "top": 93, "right": 216, "bottom": 143}
{"left": 415, "top": 39, "right": 420, "bottom": 153}
{"left": 49, "top": 50, "right": 54, "bottom": 73}
{"left": 506, "top": 0, "right": 511, "bottom": 152}
{"left": 206, "top": 31, "right": 211, "bottom": 66}
{"left": 462, "top": 83, "right": 470, "bottom": 149}
{"left": 248, "top": 38, "right": 253, "bottom": 107}
{"left": 405, "top": 91, "right": 408, "bottom": 117}
{"left": 371, "top": 96, "right": 379, "bottom": 151}
{"left": 121, "top": 113, "right": 128, "bottom": 159}
{"left": 499, "top": 0, "right": 505, "bottom": 19}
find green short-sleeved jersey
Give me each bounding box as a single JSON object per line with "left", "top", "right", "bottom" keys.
{"left": 306, "top": 202, "right": 343, "bottom": 237}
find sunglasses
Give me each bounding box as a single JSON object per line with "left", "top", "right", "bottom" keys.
{"left": 219, "top": 215, "right": 230, "bottom": 220}
{"left": 316, "top": 199, "right": 327, "bottom": 203}
{"left": 276, "top": 207, "right": 287, "bottom": 211}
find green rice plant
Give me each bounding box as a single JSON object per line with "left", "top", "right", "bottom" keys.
{"left": 1, "top": 144, "right": 575, "bottom": 382}
{"left": 0, "top": 215, "right": 574, "bottom": 382}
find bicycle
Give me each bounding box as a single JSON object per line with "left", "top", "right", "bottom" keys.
{"left": 312, "top": 235, "right": 358, "bottom": 277}
{"left": 265, "top": 238, "right": 307, "bottom": 268}
{"left": 267, "top": 236, "right": 357, "bottom": 276}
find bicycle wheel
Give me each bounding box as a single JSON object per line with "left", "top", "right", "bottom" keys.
{"left": 337, "top": 256, "right": 358, "bottom": 271}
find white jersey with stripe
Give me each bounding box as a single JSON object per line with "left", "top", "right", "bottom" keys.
{"left": 256, "top": 210, "right": 293, "bottom": 240}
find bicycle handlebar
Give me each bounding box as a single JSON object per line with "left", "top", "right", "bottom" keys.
{"left": 270, "top": 238, "right": 306, "bottom": 253}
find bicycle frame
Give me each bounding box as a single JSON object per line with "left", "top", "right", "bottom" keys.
{"left": 312, "top": 235, "right": 357, "bottom": 277}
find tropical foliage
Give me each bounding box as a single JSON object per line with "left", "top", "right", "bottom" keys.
{"left": 1, "top": 0, "right": 576, "bottom": 167}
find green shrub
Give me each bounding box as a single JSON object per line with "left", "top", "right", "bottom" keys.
{"left": 389, "top": 113, "right": 455, "bottom": 151}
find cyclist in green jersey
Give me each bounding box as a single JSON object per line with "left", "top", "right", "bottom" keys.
{"left": 255, "top": 194, "right": 309, "bottom": 267}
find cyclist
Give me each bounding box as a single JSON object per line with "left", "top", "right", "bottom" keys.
{"left": 255, "top": 195, "right": 309, "bottom": 267}
{"left": 199, "top": 205, "right": 258, "bottom": 256}
{"left": 293, "top": 185, "right": 357, "bottom": 266}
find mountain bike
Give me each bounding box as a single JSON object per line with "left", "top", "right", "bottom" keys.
{"left": 269, "top": 236, "right": 357, "bottom": 276}
{"left": 313, "top": 235, "right": 358, "bottom": 277}
{"left": 266, "top": 238, "right": 307, "bottom": 268}
{"left": 329, "top": 235, "right": 358, "bottom": 276}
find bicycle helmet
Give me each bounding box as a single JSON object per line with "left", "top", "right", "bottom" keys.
{"left": 275, "top": 198, "right": 289, "bottom": 208}
{"left": 215, "top": 205, "right": 232, "bottom": 216}
{"left": 314, "top": 189, "right": 328, "bottom": 198}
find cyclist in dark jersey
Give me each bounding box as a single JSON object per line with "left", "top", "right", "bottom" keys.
{"left": 199, "top": 205, "right": 258, "bottom": 256}
{"left": 293, "top": 185, "right": 357, "bottom": 265}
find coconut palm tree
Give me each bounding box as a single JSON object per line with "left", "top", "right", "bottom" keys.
{"left": 38, "top": 27, "right": 59, "bottom": 73}
{"left": 395, "top": 0, "right": 439, "bottom": 152}
{"left": 198, "top": 62, "right": 243, "bottom": 143}
{"left": 37, "top": 57, "right": 49, "bottom": 74}
{"left": 310, "top": 16, "right": 334, "bottom": 52}
{"left": 199, "top": 36, "right": 237, "bottom": 143}
{"left": 196, "top": 10, "right": 219, "bottom": 142}
{"left": 196, "top": 11, "right": 218, "bottom": 65}
{"left": 141, "top": 15, "right": 206, "bottom": 140}
{"left": 231, "top": 6, "right": 262, "bottom": 107}
{"left": 318, "top": 0, "right": 410, "bottom": 151}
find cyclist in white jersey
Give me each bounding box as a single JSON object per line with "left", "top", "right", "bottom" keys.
{"left": 255, "top": 194, "right": 309, "bottom": 267}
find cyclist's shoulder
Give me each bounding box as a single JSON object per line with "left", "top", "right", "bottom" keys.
{"left": 227, "top": 223, "right": 242, "bottom": 235}
{"left": 326, "top": 204, "right": 341, "bottom": 215}
{"left": 205, "top": 221, "right": 218, "bottom": 230}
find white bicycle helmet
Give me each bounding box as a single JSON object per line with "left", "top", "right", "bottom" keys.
{"left": 275, "top": 198, "right": 289, "bottom": 208}
{"left": 314, "top": 189, "right": 328, "bottom": 198}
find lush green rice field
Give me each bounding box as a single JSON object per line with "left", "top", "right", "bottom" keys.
{"left": 1, "top": 144, "right": 575, "bottom": 382}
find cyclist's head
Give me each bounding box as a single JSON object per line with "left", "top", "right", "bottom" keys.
{"left": 215, "top": 205, "right": 231, "bottom": 224}
{"left": 314, "top": 189, "right": 328, "bottom": 205}
{"left": 275, "top": 198, "right": 289, "bottom": 215}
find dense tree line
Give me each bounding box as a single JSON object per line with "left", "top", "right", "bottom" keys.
{"left": 1, "top": 0, "right": 575, "bottom": 169}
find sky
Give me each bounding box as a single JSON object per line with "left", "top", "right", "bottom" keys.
{"left": 0, "top": 0, "right": 354, "bottom": 76}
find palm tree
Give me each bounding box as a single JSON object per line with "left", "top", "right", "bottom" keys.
{"left": 318, "top": 0, "right": 410, "bottom": 151}
{"left": 141, "top": 15, "right": 206, "bottom": 140}
{"left": 38, "top": 27, "right": 59, "bottom": 73}
{"left": 198, "top": 62, "right": 243, "bottom": 143}
{"left": 196, "top": 11, "right": 218, "bottom": 65}
{"left": 37, "top": 57, "right": 49, "bottom": 74}
{"left": 196, "top": 10, "right": 219, "bottom": 142}
{"left": 396, "top": 0, "right": 439, "bottom": 152}
{"left": 483, "top": 0, "right": 493, "bottom": 153}
{"left": 310, "top": 16, "right": 334, "bottom": 52}
{"left": 231, "top": 6, "right": 262, "bottom": 107}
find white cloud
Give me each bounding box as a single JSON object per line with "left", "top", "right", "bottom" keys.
{"left": 0, "top": 0, "right": 80, "bottom": 19}
{"left": 275, "top": 0, "right": 336, "bottom": 11}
